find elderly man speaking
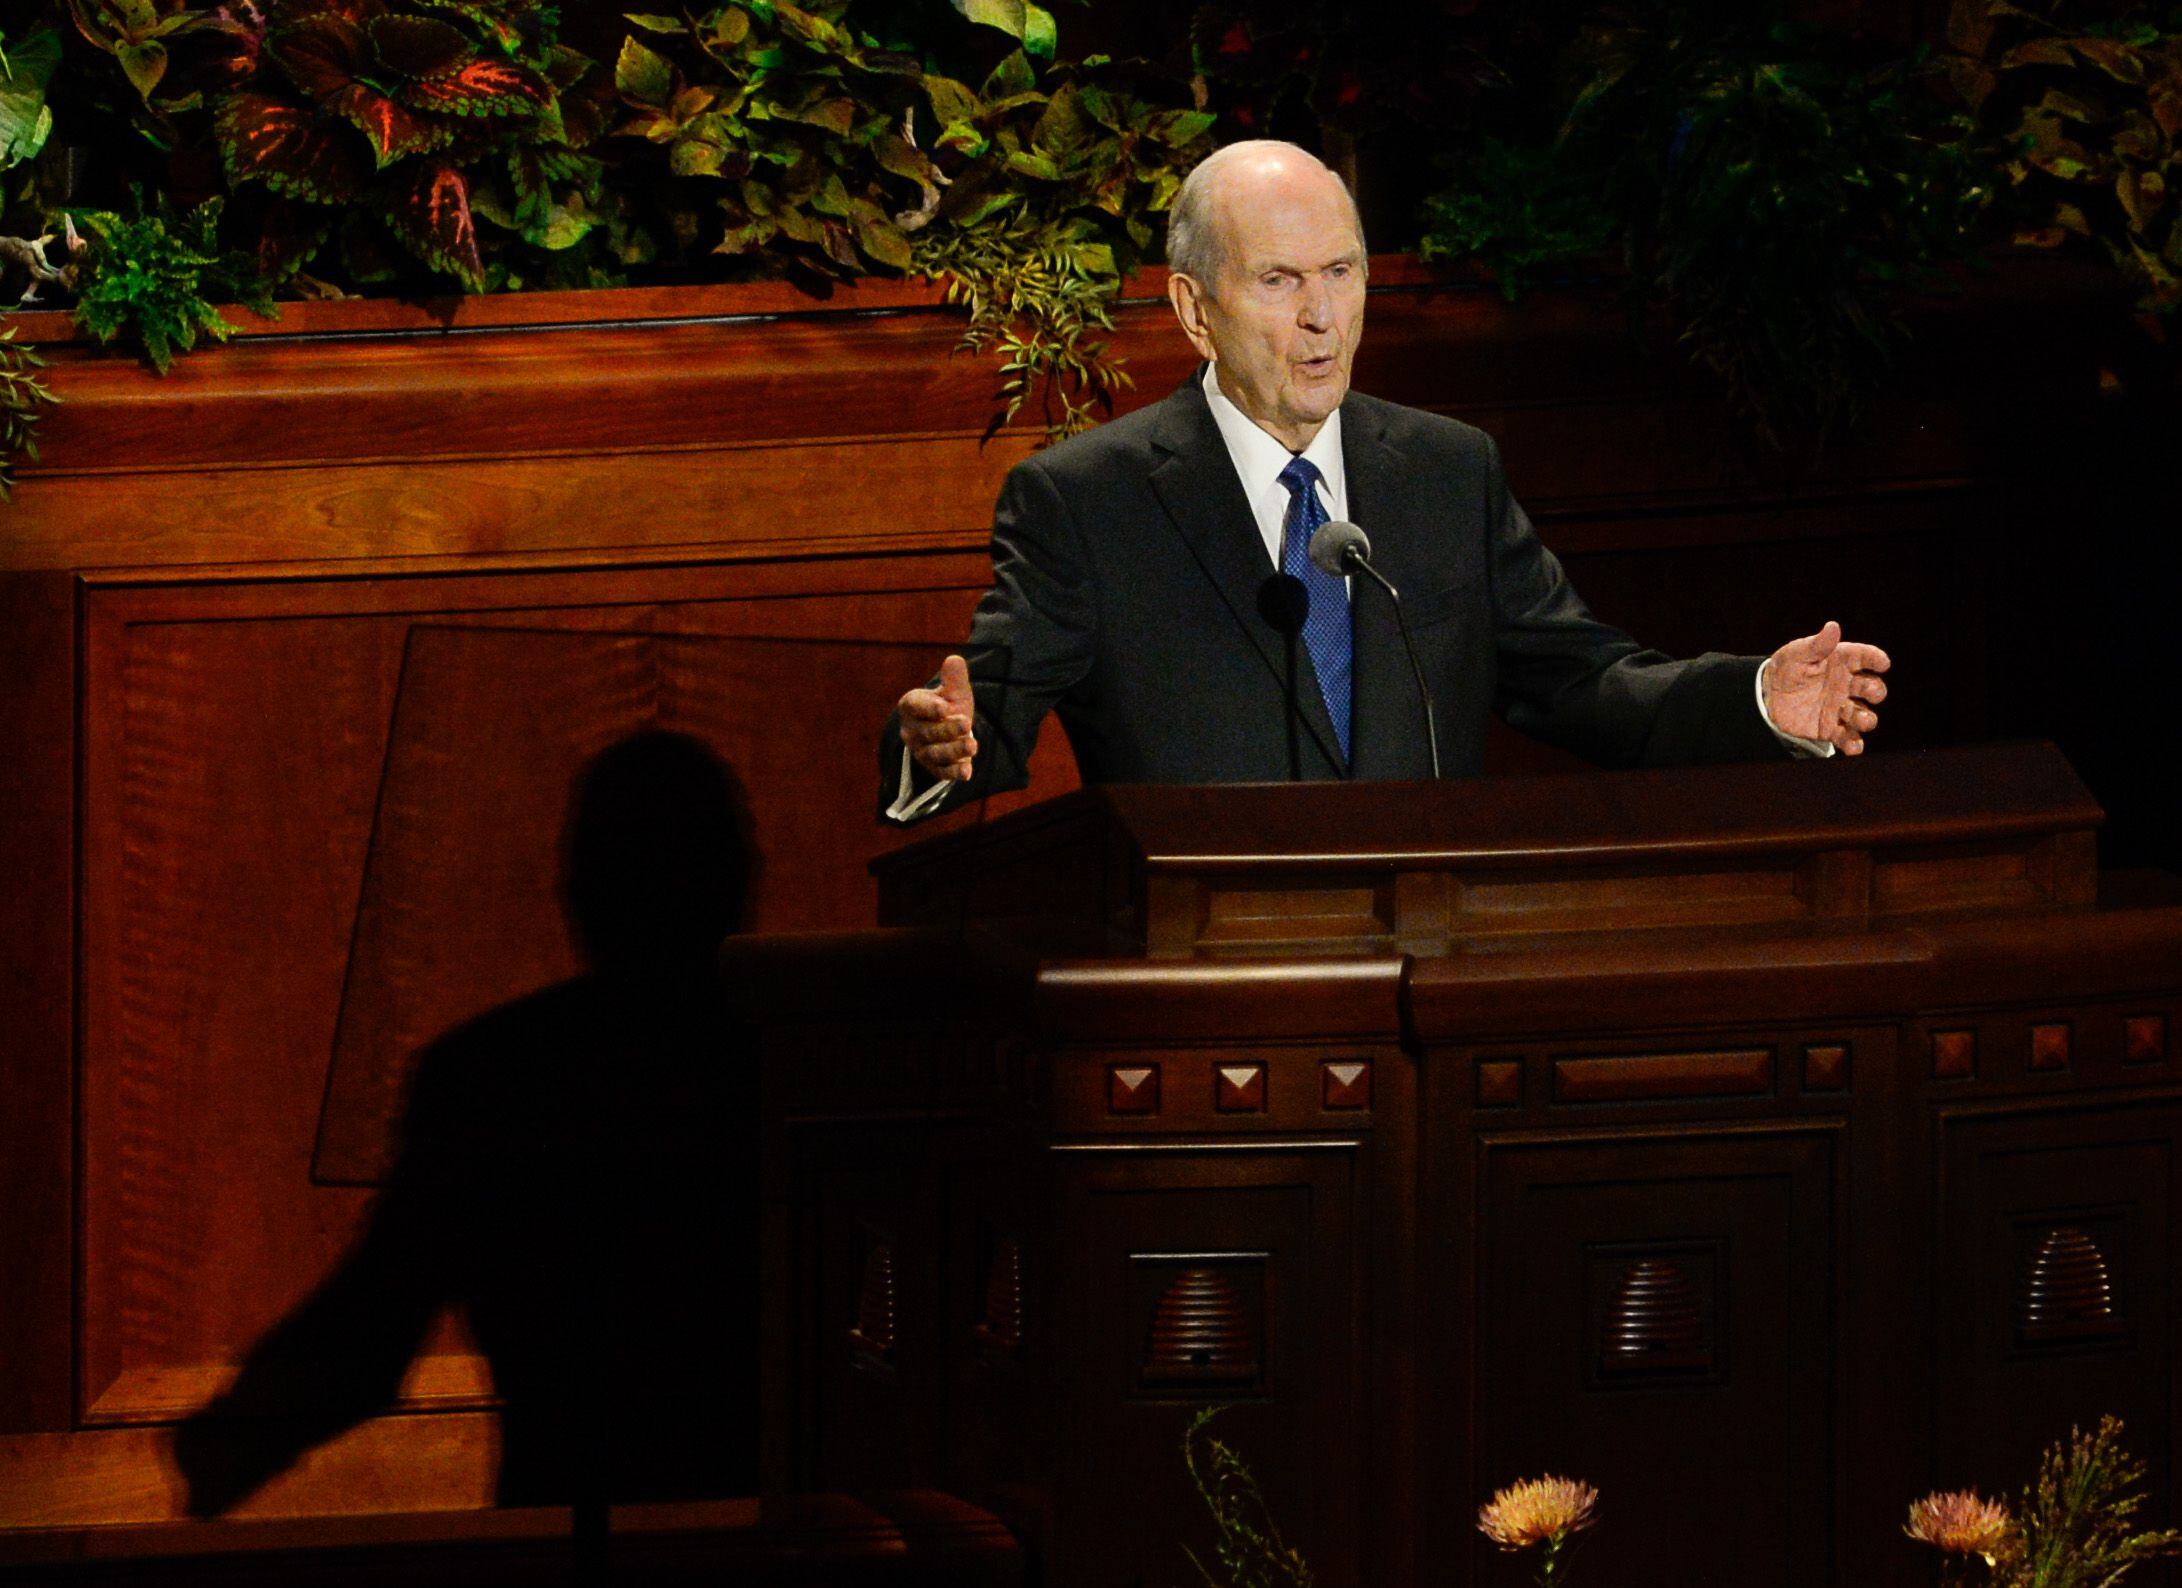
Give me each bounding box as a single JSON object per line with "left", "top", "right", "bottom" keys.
{"left": 882, "top": 140, "right": 1889, "bottom": 821}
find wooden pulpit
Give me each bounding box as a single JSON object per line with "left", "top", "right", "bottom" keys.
{"left": 741, "top": 742, "right": 2182, "bottom": 1588}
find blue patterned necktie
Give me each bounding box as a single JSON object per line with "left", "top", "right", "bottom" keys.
{"left": 1276, "top": 455, "right": 1352, "bottom": 764}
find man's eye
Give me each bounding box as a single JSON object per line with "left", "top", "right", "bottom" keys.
{"left": 1328, "top": 264, "right": 1352, "bottom": 279}
{"left": 1261, "top": 273, "right": 1291, "bottom": 290}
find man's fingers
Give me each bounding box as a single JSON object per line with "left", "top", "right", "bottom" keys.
{"left": 1837, "top": 641, "right": 1891, "bottom": 674}
{"left": 1849, "top": 675, "right": 1888, "bottom": 704}
{"left": 903, "top": 713, "right": 973, "bottom": 749}
{"left": 909, "top": 730, "right": 978, "bottom": 778}
{"left": 938, "top": 653, "right": 973, "bottom": 709}
{"left": 1807, "top": 619, "right": 1842, "bottom": 661}
{"left": 898, "top": 686, "right": 951, "bottom": 722}
{"left": 902, "top": 657, "right": 977, "bottom": 783}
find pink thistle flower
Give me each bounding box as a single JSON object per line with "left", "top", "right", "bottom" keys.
{"left": 1905, "top": 1490, "right": 2015, "bottom": 1565}
{"left": 1478, "top": 1475, "right": 1600, "bottom": 1551}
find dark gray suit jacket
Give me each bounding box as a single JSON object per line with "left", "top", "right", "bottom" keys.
{"left": 880, "top": 370, "right": 1783, "bottom": 817}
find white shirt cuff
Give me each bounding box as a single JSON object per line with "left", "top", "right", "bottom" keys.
{"left": 886, "top": 752, "right": 956, "bottom": 822}
{"left": 1757, "top": 665, "right": 1835, "bottom": 759}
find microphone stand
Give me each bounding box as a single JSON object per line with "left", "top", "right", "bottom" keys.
{"left": 1340, "top": 550, "right": 1442, "bottom": 781}
{"left": 1258, "top": 575, "right": 1308, "bottom": 781}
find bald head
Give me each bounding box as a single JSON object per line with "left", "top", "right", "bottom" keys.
{"left": 1163, "top": 140, "right": 1370, "bottom": 450}
{"left": 1166, "top": 141, "right": 1365, "bottom": 293}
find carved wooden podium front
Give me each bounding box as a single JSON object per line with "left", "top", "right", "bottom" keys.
{"left": 743, "top": 743, "right": 2182, "bottom": 1588}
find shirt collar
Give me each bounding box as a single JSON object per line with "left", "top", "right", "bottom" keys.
{"left": 1201, "top": 363, "right": 1346, "bottom": 505}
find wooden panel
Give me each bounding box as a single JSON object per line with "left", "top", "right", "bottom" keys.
{"left": 0, "top": 1414, "right": 500, "bottom": 1529}
{"left": 0, "top": 437, "right": 1034, "bottom": 576}
{"left": 1471, "top": 1126, "right": 1840, "bottom": 1586}
{"left": 1935, "top": 1096, "right": 2182, "bottom": 1516}
{"left": 72, "top": 564, "right": 1082, "bottom": 1438}
{"left": 0, "top": 1489, "right": 1020, "bottom": 1584}
{"left": 1552, "top": 1048, "right": 1775, "bottom": 1105}
{"left": 1046, "top": 1145, "right": 1366, "bottom": 1587}
{"left": 0, "top": 573, "right": 76, "bottom": 1433}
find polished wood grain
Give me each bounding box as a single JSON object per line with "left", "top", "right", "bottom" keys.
{"left": 0, "top": 1490, "right": 1020, "bottom": 1584}
{"left": 0, "top": 573, "right": 76, "bottom": 1435}
{"left": 766, "top": 746, "right": 2182, "bottom": 1588}
{"left": 0, "top": 251, "right": 2138, "bottom": 1550}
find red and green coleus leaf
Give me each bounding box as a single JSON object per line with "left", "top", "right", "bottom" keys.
{"left": 267, "top": 12, "right": 368, "bottom": 100}
{"left": 378, "top": 157, "right": 483, "bottom": 285}
{"left": 407, "top": 0, "right": 530, "bottom": 54}
{"left": 397, "top": 55, "right": 552, "bottom": 115}
{"left": 268, "top": 0, "right": 387, "bottom": 33}
{"left": 217, "top": 90, "right": 370, "bottom": 201}
{"left": 254, "top": 196, "right": 336, "bottom": 279}
{"left": 328, "top": 80, "right": 457, "bottom": 162}
{"left": 366, "top": 13, "right": 474, "bottom": 79}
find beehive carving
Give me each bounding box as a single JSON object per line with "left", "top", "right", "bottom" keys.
{"left": 974, "top": 1235, "right": 1023, "bottom": 1353}
{"left": 1601, "top": 1258, "right": 1712, "bottom": 1375}
{"left": 849, "top": 1241, "right": 897, "bottom": 1365}
{"left": 1142, "top": 1267, "right": 1258, "bottom": 1384}
{"left": 2019, "top": 1227, "right": 2124, "bottom": 1343}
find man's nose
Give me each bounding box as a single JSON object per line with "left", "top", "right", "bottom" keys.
{"left": 1297, "top": 277, "right": 1333, "bottom": 331}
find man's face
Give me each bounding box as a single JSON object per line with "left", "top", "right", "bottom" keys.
{"left": 1169, "top": 157, "right": 1367, "bottom": 451}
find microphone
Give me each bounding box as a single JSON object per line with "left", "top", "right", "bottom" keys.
{"left": 1304, "top": 520, "right": 1442, "bottom": 780}
{"left": 1307, "top": 520, "right": 1376, "bottom": 583}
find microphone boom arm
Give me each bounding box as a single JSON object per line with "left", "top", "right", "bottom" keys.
{"left": 1337, "top": 546, "right": 1443, "bottom": 781}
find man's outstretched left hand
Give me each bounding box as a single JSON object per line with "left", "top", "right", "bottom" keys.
{"left": 1763, "top": 621, "right": 1891, "bottom": 756}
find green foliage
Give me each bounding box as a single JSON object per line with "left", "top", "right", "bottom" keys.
{"left": 0, "top": 0, "right": 1211, "bottom": 490}
{"left": 1417, "top": 137, "right": 1615, "bottom": 302}
{"left": 209, "top": 0, "right": 605, "bottom": 290}
{"left": 67, "top": 192, "right": 274, "bottom": 371}
{"left": 918, "top": 212, "right": 1125, "bottom": 437}
{"left": 0, "top": 324, "right": 59, "bottom": 498}
{"left": 607, "top": 0, "right": 934, "bottom": 279}
{"left": 1418, "top": 13, "right": 1994, "bottom": 451}
{"left": 1949, "top": 0, "right": 2182, "bottom": 319}
{"left": 911, "top": 54, "right": 1211, "bottom": 435}
{"left": 1180, "top": 1408, "right": 1315, "bottom": 1588}
{"left": 0, "top": 24, "right": 62, "bottom": 170}
{"left": 2002, "top": 1416, "right": 2182, "bottom": 1588}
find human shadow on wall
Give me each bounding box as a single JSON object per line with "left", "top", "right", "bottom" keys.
{"left": 173, "top": 730, "right": 762, "bottom": 1515}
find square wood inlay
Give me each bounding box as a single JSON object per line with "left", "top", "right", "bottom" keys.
{"left": 1803, "top": 1044, "right": 1850, "bottom": 1092}
{"left": 2028, "top": 1023, "right": 2072, "bottom": 1072}
{"left": 1215, "top": 1063, "right": 1267, "bottom": 1113}
{"left": 2125, "top": 1015, "right": 2167, "bottom": 1065}
{"left": 1932, "top": 1029, "right": 1976, "bottom": 1080}
{"left": 1476, "top": 1060, "right": 1522, "bottom": 1108}
{"left": 1322, "top": 1060, "right": 1372, "bottom": 1110}
{"left": 1108, "top": 1064, "right": 1160, "bottom": 1115}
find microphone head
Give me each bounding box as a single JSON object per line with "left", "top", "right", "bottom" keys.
{"left": 1308, "top": 519, "right": 1371, "bottom": 577}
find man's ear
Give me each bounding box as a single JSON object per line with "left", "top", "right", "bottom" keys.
{"left": 1167, "top": 272, "right": 1217, "bottom": 362}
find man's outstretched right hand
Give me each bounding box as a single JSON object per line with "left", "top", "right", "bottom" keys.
{"left": 897, "top": 653, "right": 978, "bottom": 783}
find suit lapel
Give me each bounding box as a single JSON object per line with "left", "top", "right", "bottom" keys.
{"left": 1342, "top": 396, "right": 1438, "bottom": 781}
{"left": 1147, "top": 372, "right": 1347, "bottom": 775}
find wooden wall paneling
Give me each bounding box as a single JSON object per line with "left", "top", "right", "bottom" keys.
{"left": 0, "top": 572, "right": 78, "bottom": 1434}
{"left": 1048, "top": 1140, "right": 1368, "bottom": 1588}
{"left": 1473, "top": 1122, "right": 1841, "bottom": 1587}
{"left": 1833, "top": 1024, "right": 1926, "bottom": 1588}
{"left": 0, "top": 437, "right": 1031, "bottom": 577}
{"left": 937, "top": 1145, "right": 1051, "bottom": 1553}
{"left": 64, "top": 554, "right": 1079, "bottom": 1518}
{"left": 1933, "top": 1091, "right": 2182, "bottom": 1526}
{"left": 0, "top": 1411, "right": 502, "bottom": 1530}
